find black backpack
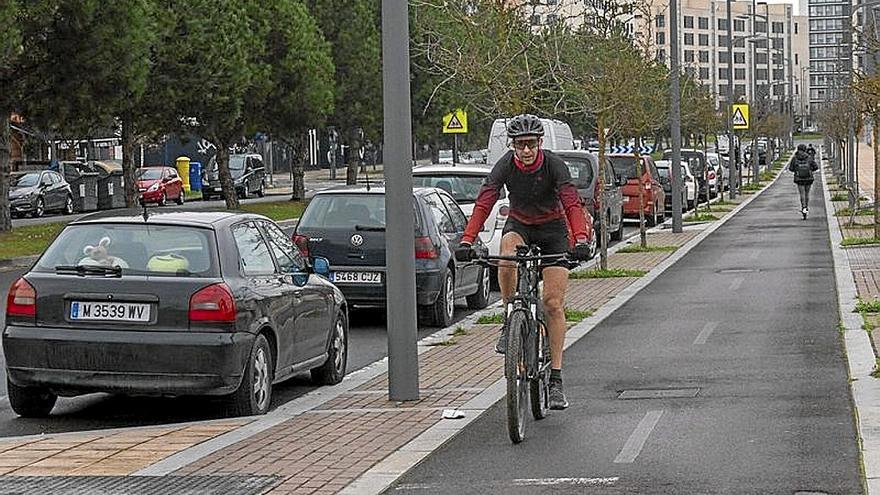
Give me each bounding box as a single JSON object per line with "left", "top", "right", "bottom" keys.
{"left": 795, "top": 156, "right": 812, "bottom": 180}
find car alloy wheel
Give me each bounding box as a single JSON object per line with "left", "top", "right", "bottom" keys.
{"left": 311, "top": 312, "right": 348, "bottom": 385}
{"left": 228, "top": 333, "right": 273, "bottom": 416}
{"left": 158, "top": 192, "right": 167, "bottom": 206}
{"left": 33, "top": 198, "right": 44, "bottom": 218}
{"left": 63, "top": 195, "right": 74, "bottom": 215}
{"left": 252, "top": 345, "right": 271, "bottom": 412}
{"left": 176, "top": 190, "right": 185, "bottom": 205}
{"left": 444, "top": 271, "right": 455, "bottom": 322}
{"left": 467, "top": 265, "right": 491, "bottom": 309}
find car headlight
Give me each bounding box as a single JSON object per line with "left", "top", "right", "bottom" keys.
{"left": 147, "top": 183, "right": 160, "bottom": 192}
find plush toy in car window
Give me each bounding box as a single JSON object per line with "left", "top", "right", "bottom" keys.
{"left": 79, "top": 236, "right": 129, "bottom": 268}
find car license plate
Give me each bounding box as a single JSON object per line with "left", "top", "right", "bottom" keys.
{"left": 331, "top": 271, "right": 382, "bottom": 284}
{"left": 623, "top": 196, "right": 630, "bottom": 202}
{"left": 70, "top": 301, "right": 151, "bottom": 322}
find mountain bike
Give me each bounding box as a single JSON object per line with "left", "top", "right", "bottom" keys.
{"left": 470, "top": 245, "right": 571, "bottom": 443}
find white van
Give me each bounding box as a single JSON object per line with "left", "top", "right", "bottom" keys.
{"left": 486, "top": 117, "right": 575, "bottom": 166}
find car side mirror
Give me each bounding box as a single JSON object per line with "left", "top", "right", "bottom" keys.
{"left": 312, "top": 256, "right": 331, "bottom": 278}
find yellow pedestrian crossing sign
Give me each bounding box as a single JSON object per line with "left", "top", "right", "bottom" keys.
{"left": 731, "top": 104, "right": 749, "bottom": 130}
{"left": 442, "top": 109, "right": 468, "bottom": 134}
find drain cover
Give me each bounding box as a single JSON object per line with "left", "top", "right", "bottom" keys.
{"left": 618, "top": 388, "right": 700, "bottom": 399}
{"left": 0, "top": 475, "right": 279, "bottom": 495}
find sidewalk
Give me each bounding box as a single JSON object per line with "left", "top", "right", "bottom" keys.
{"left": 0, "top": 191, "right": 768, "bottom": 493}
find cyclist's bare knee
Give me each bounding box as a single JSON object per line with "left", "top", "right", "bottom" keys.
{"left": 499, "top": 232, "right": 524, "bottom": 269}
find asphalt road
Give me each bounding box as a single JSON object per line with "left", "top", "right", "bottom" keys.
{"left": 388, "top": 175, "right": 863, "bottom": 493}
{"left": 0, "top": 219, "right": 642, "bottom": 437}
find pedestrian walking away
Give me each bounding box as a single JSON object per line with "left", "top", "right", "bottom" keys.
{"left": 458, "top": 114, "right": 591, "bottom": 411}
{"left": 789, "top": 144, "right": 819, "bottom": 219}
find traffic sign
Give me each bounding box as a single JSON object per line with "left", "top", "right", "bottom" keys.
{"left": 731, "top": 104, "right": 749, "bottom": 130}
{"left": 442, "top": 109, "right": 468, "bottom": 134}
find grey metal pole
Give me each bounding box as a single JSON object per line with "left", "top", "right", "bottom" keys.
{"left": 727, "top": 0, "right": 737, "bottom": 199}
{"left": 381, "top": 0, "right": 419, "bottom": 401}
{"left": 670, "top": 0, "right": 683, "bottom": 233}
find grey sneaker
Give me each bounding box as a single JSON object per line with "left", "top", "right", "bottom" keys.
{"left": 494, "top": 320, "right": 509, "bottom": 354}
{"left": 549, "top": 379, "right": 569, "bottom": 410}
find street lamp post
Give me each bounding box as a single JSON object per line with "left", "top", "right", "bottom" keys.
{"left": 726, "top": 0, "right": 737, "bottom": 199}
{"left": 670, "top": 0, "right": 683, "bottom": 233}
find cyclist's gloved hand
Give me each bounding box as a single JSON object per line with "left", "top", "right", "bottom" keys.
{"left": 572, "top": 238, "right": 592, "bottom": 261}
{"left": 455, "top": 242, "right": 475, "bottom": 262}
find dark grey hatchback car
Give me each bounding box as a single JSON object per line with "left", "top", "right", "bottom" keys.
{"left": 3, "top": 210, "right": 348, "bottom": 418}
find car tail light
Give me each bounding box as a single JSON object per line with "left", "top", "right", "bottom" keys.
{"left": 415, "top": 236, "right": 439, "bottom": 259}
{"left": 495, "top": 205, "right": 510, "bottom": 230}
{"left": 293, "top": 234, "right": 310, "bottom": 257}
{"left": 189, "top": 283, "right": 236, "bottom": 322}
{"left": 6, "top": 278, "right": 36, "bottom": 318}
{"left": 708, "top": 171, "right": 716, "bottom": 180}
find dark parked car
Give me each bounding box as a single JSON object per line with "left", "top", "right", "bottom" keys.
{"left": 4, "top": 210, "right": 348, "bottom": 418}
{"left": 293, "top": 186, "right": 490, "bottom": 327}
{"left": 137, "top": 166, "right": 185, "bottom": 206}
{"left": 654, "top": 160, "right": 689, "bottom": 213}
{"left": 555, "top": 150, "right": 622, "bottom": 245}
{"left": 9, "top": 170, "right": 74, "bottom": 218}
{"left": 663, "top": 149, "right": 708, "bottom": 200}
{"left": 202, "top": 154, "right": 266, "bottom": 200}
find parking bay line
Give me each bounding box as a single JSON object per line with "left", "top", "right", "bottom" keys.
{"left": 613, "top": 410, "right": 664, "bottom": 464}
{"left": 693, "top": 322, "right": 718, "bottom": 346}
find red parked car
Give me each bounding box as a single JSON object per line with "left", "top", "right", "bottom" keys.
{"left": 608, "top": 154, "right": 666, "bottom": 226}
{"left": 137, "top": 166, "right": 185, "bottom": 206}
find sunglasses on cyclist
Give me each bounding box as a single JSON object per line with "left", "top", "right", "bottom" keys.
{"left": 512, "top": 138, "right": 540, "bottom": 151}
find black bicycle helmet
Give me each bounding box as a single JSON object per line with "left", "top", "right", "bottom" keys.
{"left": 506, "top": 114, "right": 544, "bottom": 138}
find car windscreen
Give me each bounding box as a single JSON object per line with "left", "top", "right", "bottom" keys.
{"left": 12, "top": 173, "right": 40, "bottom": 188}
{"left": 560, "top": 158, "right": 594, "bottom": 188}
{"left": 137, "top": 168, "right": 162, "bottom": 181}
{"left": 608, "top": 156, "right": 643, "bottom": 179}
{"left": 34, "top": 223, "right": 219, "bottom": 277}
{"left": 298, "top": 194, "right": 391, "bottom": 230}
{"left": 657, "top": 167, "right": 669, "bottom": 179}
{"left": 412, "top": 174, "right": 485, "bottom": 203}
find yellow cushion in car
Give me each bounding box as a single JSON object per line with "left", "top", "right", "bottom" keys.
{"left": 147, "top": 254, "right": 190, "bottom": 273}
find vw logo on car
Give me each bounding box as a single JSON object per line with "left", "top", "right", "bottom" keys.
{"left": 350, "top": 234, "right": 364, "bottom": 247}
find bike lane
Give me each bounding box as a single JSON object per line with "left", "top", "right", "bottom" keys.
{"left": 387, "top": 173, "right": 863, "bottom": 493}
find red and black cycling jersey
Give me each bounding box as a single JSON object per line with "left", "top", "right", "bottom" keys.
{"left": 462, "top": 149, "right": 589, "bottom": 244}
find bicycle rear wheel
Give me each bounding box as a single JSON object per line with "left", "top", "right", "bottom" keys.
{"left": 530, "top": 320, "right": 550, "bottom": 420}
{"left": 506, "top": 309, "right": 529, "bottom": 443}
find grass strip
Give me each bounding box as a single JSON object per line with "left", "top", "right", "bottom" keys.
{"left": 684, "top": 213, "right": 719, "bottom": 222}
{"left": 836, "top": 207, "right": 874, "bottom": 217}
{"left": 831, "top": 193, "right": 849, "bottom": 202}
{"left": 565, "top": 308, "right": 594, "bottom": 322}
{"left": 855, "top": 298, "right": 880, "bottom": 313}
{"left": 741, "top": 183, "right": 763, "bottom": 192}
{"left": 616, "top": 244, "right": 678, "bottom": 254}
{"left": 239, "top": 200, "right": 307, "bottom": 221}
{"left": 570, "top": 267, "right": 646, "bottom": 279}
{"left": 0, "top": 222, "right": 67, "bottom": 260}
{"left": 873, "top": 358, "right": 880, "bottom": 379}
{"left": 477, "top": 313, "right": 504, "bottom": 324}
{"left": 841, "top": 237, "right": 880, "bottom": 247}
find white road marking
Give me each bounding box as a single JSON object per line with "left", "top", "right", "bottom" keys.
{"left": 510, "top": 477, "right": 619, "bottom": 487}
{"left": 728, "top": 276, "right": 744, "bottom": 291}
{"left": 693, "top": 322, "right": 718, "bottom": 346}
{"left": 614, "top": 410, "right": 664, "bottom": 464}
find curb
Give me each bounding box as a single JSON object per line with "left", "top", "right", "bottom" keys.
{"left": 822, "top": 162, "right": 880, "bottom": 495}
{"left": 340, "top": 155, "right": 788, "bottom": 495}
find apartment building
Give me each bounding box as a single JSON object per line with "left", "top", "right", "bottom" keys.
{"left": 804, "top": 0, "right": 850, "bottom": 112}
{"left": 515, "top": 0, "right": 808, "bottom": 124}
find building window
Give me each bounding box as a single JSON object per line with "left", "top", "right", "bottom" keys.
{"left": 656, "top": 32, "right": 665, "bottom": 45}
{"left": 656, "top": 15, "right": 665, "bottom": 28}
{"left": 772, "top": 21, "right": 784, "bottom": 34}
{"left": 719, "top": 35, "right": 728, "bottom": 46}
{"left": 755, "top": 21, "right": 767, "bottom": 32}
{"left": 719, "top": 67, "right": 730, "bottom": 80}
{"left": 699, "top": 67, "right": 709, "bottom": 79}
{"left": 685, "top": 33, "right": 694, "bottom": 45}
{"left": 756, "top": 53, "right": 768, "bottom": 64}
{"left": 773, "top": 53, "right": 783, "bottom": 64}
{"left": 699, "top": 33, "right": 709, "bottom": 45}
{"left": 794, "top": 22, "right": 798, "bottom": 35}
{"left": 699, "top": 17, "right": 709, "bottom": 29}
{"left": 684, "top": 15, "right": 694, "bottom": 28}
{"left": 530, "top": 14, "right": 541, "bottom": 25}
{"left": 794, "top": 53, "right": 798, "bottom": 64}
{"left": 719, "top": 51, "right": 729, "bottom": 63}
{"left": 657, "top": 49, "right": 666, "bottom": 62}
{"left": 718, "top": 18, "right": 728, "bottom": 30}
{"left": 772, "top": 38, "right": 784, "bottom": 49}
{"left": 757, "top": 68, "right": 768, "bottom": 81}
{"left": 735, "top": 68, "right": 746, "bottom": 80}
{"left": 684, "top": 50, "right": 695, "bottom": 62}
{"left": 773, "top": 68, "right": 785, "bottom": 80}
{"left": 735, "top": 84, "right": 746, "bottom": 98}
{"left": 734, "top": 52, "right": 745, "bottom": 63}
{"left": 753, "top": 38, "right": 767, "bottom": 49}
{"left": 699, "top": 50, "right": 709, "bottom": 62}
{"left": 734, "top": 19, "right": 746, "bottom": 32}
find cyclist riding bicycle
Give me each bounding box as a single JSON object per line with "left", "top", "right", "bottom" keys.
{"left": 459, "top": 114, "right": 591, "bottom": 410}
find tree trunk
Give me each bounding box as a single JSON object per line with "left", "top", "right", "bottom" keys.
{"left": 874, "top": 114, "right": 880, "bottom": 240}
{"left": 291, "top": 137, "right": 306, "bottom": 201}
{"left": 121, "top": 116, "right": 138, "bottom": 207}
{"left": 0, "top": 113, "right": 12, "bottom": 232}
{"left": 346, "top": 130, "right": 361, "bottom": 186}
{"left": 216, "top": 143, "right": 240, "bottom": 209}
{"left": 634, "top": 141, "right": 647, "bottom": 248}
{"left": 597, "top": 115, "right": 608, "bottom": 270}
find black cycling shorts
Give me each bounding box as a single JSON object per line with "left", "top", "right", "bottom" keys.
{"left": 502, "top": 218, "right": 570, "bottom": 268}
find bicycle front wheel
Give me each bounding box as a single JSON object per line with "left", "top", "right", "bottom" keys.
{"left": 530, "top": 320, "right": 550, "bottom": 420}
{"left": 505, "top": 309, "right": 530, "bottom": 444}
